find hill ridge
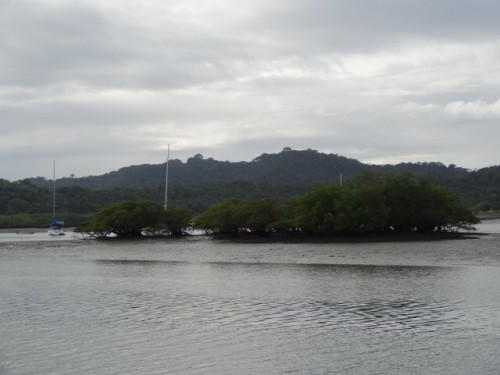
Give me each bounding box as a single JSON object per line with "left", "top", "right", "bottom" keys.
{"left": 29, "top": 148, "right": 472, "bottom": 190}
{"left": 24, "top": 148, "right": 499, "bottom": 214}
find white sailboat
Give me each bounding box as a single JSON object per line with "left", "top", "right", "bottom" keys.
{"left": 48, "top": 161, "right": 65, "bottom": 236}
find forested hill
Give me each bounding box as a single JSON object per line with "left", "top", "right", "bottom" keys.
{"left": 26, "top": 148, "right": 500, "bottom": 214}
{"left": 30, "top": 148, "right": 467, "bottom": 190}
{"left": 30, "top": 149, "right": 369, "bottom": 189}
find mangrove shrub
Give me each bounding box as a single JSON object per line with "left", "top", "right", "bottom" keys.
{"left": 194, "top": 174, "right": 478, "bottom": 236}
{"left": 75, "top": 200, "right": 191, "bottom": 238}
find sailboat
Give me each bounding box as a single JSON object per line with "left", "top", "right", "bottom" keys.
{"left": 48, "top": 161, "right": 65, "bottom": 236}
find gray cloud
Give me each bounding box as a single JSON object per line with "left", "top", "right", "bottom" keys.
{"left": 1, "top": 0, "right": 499, "bottom": 180}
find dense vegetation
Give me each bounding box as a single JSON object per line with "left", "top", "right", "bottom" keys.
{"left": 28, "top": 150, "right": 363, "bottom": 190}
{"left": 1, "top": 148, "right": 498, "bottom": 228}
{"left": 27, "top": 148, "right": 500, "bottom": 214}
{"left": 195, "top": 174, "right": 478, "bottom": 237}
{"left": 0, "top": 178, "right": 157, "bottom": 228}
{"left": 74, "top": 201, "right": 191, "bottom": 238}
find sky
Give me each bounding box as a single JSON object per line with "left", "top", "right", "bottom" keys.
{"left": 1, "top": 0, "right": 500, "bottom": 181}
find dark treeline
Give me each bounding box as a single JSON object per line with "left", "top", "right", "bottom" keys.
{"left": 0, "top": 179, "right": 157, "bottom": 228}
{"left": 27, "top": 148, "right": 500, "bottom": 214}
{"left": 195, "top": 173, "right": 478, "bottom": 237}
{"left": 0, "top": 178, "right": 306, "bottom": 227}
{"left": 73, "top": 173, "right": 477, "bottom": 239}
{"left": 1, "top": 148, "right": 499, "bottom": 228}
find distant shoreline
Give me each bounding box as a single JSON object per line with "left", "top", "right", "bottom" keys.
{"left": 0, "top": 228, "right": 43, "bottom": 234}
{"left": 0, "top": 228, "right": 74, "bottom": 234}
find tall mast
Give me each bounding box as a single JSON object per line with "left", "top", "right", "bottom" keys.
{"left": 164, "top": 145, "right": 170, "bottom": 211}
{"left": 52, "top": 160, "right": 56, "bottom": 218}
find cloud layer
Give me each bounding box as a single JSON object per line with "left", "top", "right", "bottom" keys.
{"left": 1, "top": 0, "right": 500, "bottom": 180}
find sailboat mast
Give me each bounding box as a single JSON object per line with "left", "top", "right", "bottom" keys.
{"left": 164, "top": 145, "right": 170, "bottom": 211}
{"left": 52, "top": 160, "right": 56, "bottom": 218}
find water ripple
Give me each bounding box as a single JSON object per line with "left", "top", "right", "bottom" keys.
{"left": 2, "top": 286, "right": 462, "bottom": 335}
{"left": 3, "top": 255, "right": 500, "bottom": 375}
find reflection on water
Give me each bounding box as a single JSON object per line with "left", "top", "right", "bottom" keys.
{"left": 1, "top": 245, "right": 500, "bottom": 374}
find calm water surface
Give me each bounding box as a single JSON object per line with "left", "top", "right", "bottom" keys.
{"left": 1, "top": 223, "right": 500, "bottom": 374}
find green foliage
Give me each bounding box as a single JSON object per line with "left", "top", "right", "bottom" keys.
{"left": 164, "top": 205, "right": 192, "bottom": 237}
{"left": 75, "top": 200, "right": 192, "bottom": 238}
{"left": 195, "top": 198, "right": 279, "bottom": 236}
{"left": 76, "top": 201, "right": 165, "bottom": 238}
{"left": 195, "top": 199, "right": 249, "bottom": 236}
{"left": 337, "top": 186, "right": 389, "bottom": 234}
{"left": 296, "top": 185, "right": 348, "bottom": 234}
{"left": 2, "top": 149, "right": 499, "bottom": 230}
{"left": 30, "top": 149, "right": 363, "bottom": 190}
{"left": 0, "top": 213, "right": 92, "bottom": 229}
{"left": 195, "top": 174, "right": 478, "bottom": 237}
{"left": 382, "top": 174, "right": 479, "bottom": 232}
{"left": 242, "top": 199, "right": 280, "bottom": 235}
{"left": 0, "top": 214, "right": 50, "bottom": 228}
{"left": 0, "top": 179, "right": 50, "bottom": 215}
{"left": 271, "top": 196, "right": 306, "bottom": 234}
{"left": 26, "top": 149, "right": 500, "bottom": 215}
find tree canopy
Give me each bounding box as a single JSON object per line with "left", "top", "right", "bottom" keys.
{"left": 1, "top": 148, "right": 497, "bottom": 230}
{"left": 194, "top": 174, "right": 479, "bottom": 237}
{"left": 25, "top": 149, "right": 500, "bottom": 217}
{"left": 75, "top": 201, "right": 191, "bottom": 238}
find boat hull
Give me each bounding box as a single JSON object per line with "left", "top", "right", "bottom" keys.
{"left": 48, "top": 228, "right": 65, "bottom": 236}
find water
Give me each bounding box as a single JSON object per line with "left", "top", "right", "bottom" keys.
{"left": 476, "top": 218, "right": 500, "bottom": 233}
{"left": 1, "top": 223, "right": 500, "bottom": 374}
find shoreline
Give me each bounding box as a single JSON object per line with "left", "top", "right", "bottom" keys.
{"left": 0, "top": 228, "right": 75, "bottom": 234}
{"left": 211, "top": 231, "right": 482, "bottom": 244}
{"left": 0, "top": 228, "right": 486, "bottom": 243}
{"left": 1, "top": 230, "right": 499, "bottom": 268}
{"left": 0, "top": 228, "right": 43, "bottom": 234}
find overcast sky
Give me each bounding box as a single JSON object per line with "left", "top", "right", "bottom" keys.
{"left": 1, "top": 0, "right": 500, "bottom": 181}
